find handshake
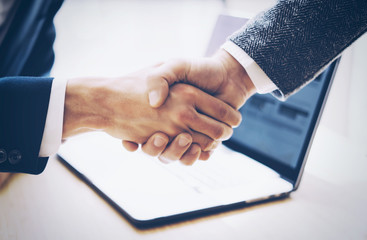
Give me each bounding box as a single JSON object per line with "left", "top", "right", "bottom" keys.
{"left": 62, "top": 49, "right": 256, "bottom": 165}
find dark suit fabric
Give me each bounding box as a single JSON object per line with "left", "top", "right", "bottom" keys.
{"left": 0, "top": 0, "right": 63, "bottom": 174}
{"left": 0, "top": 77, "right": 52, "bottom": 174}
{"left": 230, "top": 0, "right": 367, "bottom": 99}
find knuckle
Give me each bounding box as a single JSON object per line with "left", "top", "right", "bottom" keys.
{"left": 157, "top": 78, "right": 168, "bottom": 88}
{"left": 176, "top": 110, "right": 186, "bottom": 122}
{"left": 173, "top": 84, "right": 196, "bottom": 98}
{"left": 218, "top": 106, "right": 229, "bottom": 120}
{"left": 192, "top": 134, "right": 214, "bottom": 151}
{"left": 146, "top": 71, "right": 168, "bottom": 87}
{"left": 171, "top": 83, "right": 185, "bottom": 92}
{"left": 212, "top": 125, "right": 225, "bottom": 140}
{"left": 171, "top": 58, "right": 186, "bottom": 67}
{"left": 170, "top": 58, "right": 189, "bottom": 72}
{"left": 177, "top": 108, "right": 197, "bottom": 123}
{"left": 193, "top": 135, "right": 214, "bottom": 151}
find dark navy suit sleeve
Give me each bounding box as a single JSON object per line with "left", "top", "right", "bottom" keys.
{"left": 230, "top": 0, "right": 367, "bottom": 99}
{"left": 0, "top": 0, "right": 63, "bottom": 174}
{"left": 0, "top": 77, "right": 53, "bottom": 174}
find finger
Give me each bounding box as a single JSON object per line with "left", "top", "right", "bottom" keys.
{"left": 186, "top": 112, "right": 234, "bottom": 141}
{"left": 199, "top": 150, "right": 213, "bottom": 161}
{"left": 141, "top": 132, "right": 169, "bottom": 157}
{"left": 211, "top": 140, "right": 221, "bottom": 150}
{"left": 158, "top": 133, "right": 192, "bottom": 163}
{"left": 194, "top": 91, "right": 242, "bottom": 127}
{"left": 147, "top": 77, "right": 169, "bottom": 108}
{"left": 199, "top": 142, "right": 220, "bottom": 159}
{"left": 180, "top": 144, "right": 201, "bottom": 166}
{"left": 191, "top": 132, "right": 221, "bottom": 151}
{"left": 191, "top": 131, "right": 215, "bottom": 152}
{"left": 122, "top": 140, "right": 139, "bottom": 152}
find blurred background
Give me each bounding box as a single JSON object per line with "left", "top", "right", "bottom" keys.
{"left": 52, "top": 0, "right": 277, "bottom": 77}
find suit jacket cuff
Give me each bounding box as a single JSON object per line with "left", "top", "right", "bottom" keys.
{"left": 221, "top": 41, "right": 277, "bottom": 94}
{"left": 39, "top": 77, "right": 68, "bottom": 157}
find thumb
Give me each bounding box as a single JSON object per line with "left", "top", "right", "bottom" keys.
{"left": 148, "top": 77, "right": 169, "bottom": 108}
{"left": 148, "top": 59, "right": 191, "bottom": 108}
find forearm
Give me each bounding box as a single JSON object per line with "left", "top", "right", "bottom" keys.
{"left": 63, "top": 76, "right": 175, "bottom": 142}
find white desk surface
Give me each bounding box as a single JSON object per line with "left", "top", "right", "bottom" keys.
{"left": 1, "top": 1, "right": 366, "bottom": 239}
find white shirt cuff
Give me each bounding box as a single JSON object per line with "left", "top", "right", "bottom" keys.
{"left": 221, "top": 41, "right": 278, "bottom": 94}
{"left": 39, "top": 77, "right": 68, "bottom": 157}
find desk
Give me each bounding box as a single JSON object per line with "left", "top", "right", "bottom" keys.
{"left": 1, "top": 0, "right": 366, "bottom": 239}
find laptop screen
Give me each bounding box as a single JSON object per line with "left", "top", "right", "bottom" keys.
{"left": 224, "top": 60, "right": 338, "bottom": 182}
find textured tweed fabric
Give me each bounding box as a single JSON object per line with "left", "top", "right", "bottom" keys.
{"left": 230, "top": 0, "right": 367, "bottom": 99}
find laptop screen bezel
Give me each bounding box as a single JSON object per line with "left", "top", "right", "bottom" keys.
{"left": 223, "top": 59, "right": 340, "bottom": 186}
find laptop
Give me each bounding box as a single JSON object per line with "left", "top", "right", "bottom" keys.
{"left": 57, "top": 14, "right": 340, "bottom": 228}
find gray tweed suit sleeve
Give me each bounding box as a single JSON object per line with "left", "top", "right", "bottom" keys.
{"left": 230, "top": 0, "right": 367, "bottom": 99}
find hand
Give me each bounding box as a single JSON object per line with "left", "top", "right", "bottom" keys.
{"left": 62, "top": 67, "right": 241, "bottom": 154}
{"left": 123, "top": 49, "right": 255, "bottom": 164}
{"left": 123, "top": 132, "right": 216, "bottom": 165}
{"left": 147, "top": 49, "right": 256, "bottom": 109}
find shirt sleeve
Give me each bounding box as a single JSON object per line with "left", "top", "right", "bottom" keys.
{"left": 221, "top": 41, "right": 277, "bottom": 94}
{"left": 39, "top": 77, "right": 68, "bottom": 157}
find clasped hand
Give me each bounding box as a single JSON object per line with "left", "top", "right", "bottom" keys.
{"left": 63, "top": 49, "right": 256, "bottom": 165}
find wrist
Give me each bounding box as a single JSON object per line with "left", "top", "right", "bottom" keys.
{"left": 62, "top": 77, "right": 112, "bottom": 139}
{"left": 216, "top": 49, "right": 256, "bottom": 98}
